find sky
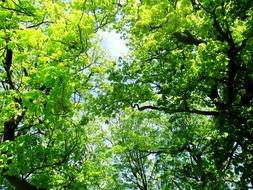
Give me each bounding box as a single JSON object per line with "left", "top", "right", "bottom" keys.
{"left": 99, "top": 30, "right": 128, "bottom": 59}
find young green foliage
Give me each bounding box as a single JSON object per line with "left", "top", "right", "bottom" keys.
{"left": 0, "top": 0, "right": 119, "bottom": 189}
{"left": 99, "top": 0, "right": 253, "bottom": 189}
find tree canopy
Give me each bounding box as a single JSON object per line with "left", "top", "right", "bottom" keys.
{"left": 0, "top": 0, "right": 253, "bottom": 189}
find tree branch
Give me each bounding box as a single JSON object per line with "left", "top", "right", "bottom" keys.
{"left": 0, "top": 4, "right": 34, "bottom": 16}
{"left": 3, "top": 175, "right": 46, "bottom": 190}
{"left": 3, "top": 112, "right": 25, "bottom": 141}
{"left": 223, "top": 142, "right": 238, "bottom": 172}
{"left": 4, "top": 48, "right": 15, "bottom": 90}
{"left": 132, "top": 104, "right": 219, "bottom": 115}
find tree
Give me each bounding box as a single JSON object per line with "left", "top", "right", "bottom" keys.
{"left": 1, "top": 0, "right": 253, "bottom": 189}
{"left": 105, "top": 110, "right": 164, "bottom": 190}
{"left": 0, "top": 0, "right": 121, "bottom": 189}
{"left": 98, "top": 0, "right": 253, "bottom": 189}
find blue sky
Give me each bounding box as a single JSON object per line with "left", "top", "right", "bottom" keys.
{"left": 99, "top": 30, "right": 128, "bottom": 59}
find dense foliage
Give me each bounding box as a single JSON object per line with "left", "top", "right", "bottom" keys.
{"left": 0, "top": 0, "right": 253, "bottom": 189}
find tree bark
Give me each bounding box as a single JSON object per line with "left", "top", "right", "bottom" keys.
{"left": 4, "top": 175, "right": 46, "bottom": 190}
{"left": 1, "top": 46, "right": 47, "bottom": 190}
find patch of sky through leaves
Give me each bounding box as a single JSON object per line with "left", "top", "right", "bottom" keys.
{"left": 98, "top": 30, "right": 128, "bottom": 59}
